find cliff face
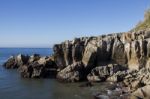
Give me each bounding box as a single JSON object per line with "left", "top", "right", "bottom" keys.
{"left": 54, "top": 29, "right": 150, "bottom": 70}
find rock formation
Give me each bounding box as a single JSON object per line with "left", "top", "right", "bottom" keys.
{"left": 4, "top": 54, "right": 57, "bottom": 78}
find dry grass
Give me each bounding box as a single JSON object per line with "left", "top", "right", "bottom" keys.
{"left": 131, "top": 9, "right": 150, "bottom": 31}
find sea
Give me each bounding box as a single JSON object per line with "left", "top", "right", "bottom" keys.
{"left": 0, "top": 48, "right": 110, "bottom": 99}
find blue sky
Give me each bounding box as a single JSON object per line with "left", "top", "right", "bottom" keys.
{"left": 0, "top": 0, "right": 149, "bottom": 48}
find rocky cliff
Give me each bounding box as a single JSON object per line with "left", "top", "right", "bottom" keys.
{"left": 53, "top": 29, "right": 150, "bottom": 81}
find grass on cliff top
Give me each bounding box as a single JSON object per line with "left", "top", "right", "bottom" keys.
{"left": 132, "top": 9, "right": 150, "bottom": 31}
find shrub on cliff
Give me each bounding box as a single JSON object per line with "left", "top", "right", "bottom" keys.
{"left": 132, "top": 8, "right": 150, "bottom": 31}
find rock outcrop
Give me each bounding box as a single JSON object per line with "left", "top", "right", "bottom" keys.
{"left": 3, "top": 54, "right": 29, "bottom": 69}
{"left": 4, "top": 54, "right": 57, "bottom": 78}
{"left": 54, "top": 29, "right": 150, "bottom": 81}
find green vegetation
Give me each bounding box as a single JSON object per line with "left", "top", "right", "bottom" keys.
{"left": 132, "top": 9, "right": 150, "bottom": 31}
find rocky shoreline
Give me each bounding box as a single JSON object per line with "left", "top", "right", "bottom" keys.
{"left": 3, "top": 28, "right": 150, "bottom": 99}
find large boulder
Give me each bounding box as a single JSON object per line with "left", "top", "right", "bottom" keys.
{"left": 57, "top": 61, "right": 85, "bottom": 82}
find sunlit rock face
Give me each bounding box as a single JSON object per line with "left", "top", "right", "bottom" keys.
{"left": 53, "top": 28, "right": 150, "bottom": 82}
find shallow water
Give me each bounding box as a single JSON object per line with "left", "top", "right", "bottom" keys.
{"left": 0, "top": 48, "right": 111, "bottom": 99}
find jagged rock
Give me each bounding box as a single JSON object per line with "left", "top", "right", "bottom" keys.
{"left": 57, "top": 61, "right": 85, "bottom": 82}
{"left": 87, "top": 64, "right": 124, "bottom": 82}
{"left": 3, "top": 56, "right": 17, "bottom": 69}
{"left": 3, "top": 54, "right": 29, "bottom": 69}
{"left": 53, "top": 38, "right": 85, "bottom": 69}
{"left": 18, "top": 56, "right": 57, "bottom": 78}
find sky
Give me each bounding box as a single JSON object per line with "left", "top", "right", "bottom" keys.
{"left": 0, "top": 0, "right": 150, "bottom": 48}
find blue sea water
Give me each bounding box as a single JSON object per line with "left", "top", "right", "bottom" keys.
{"left": 0, "top": 48, "right": 109, "bottom": 99}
